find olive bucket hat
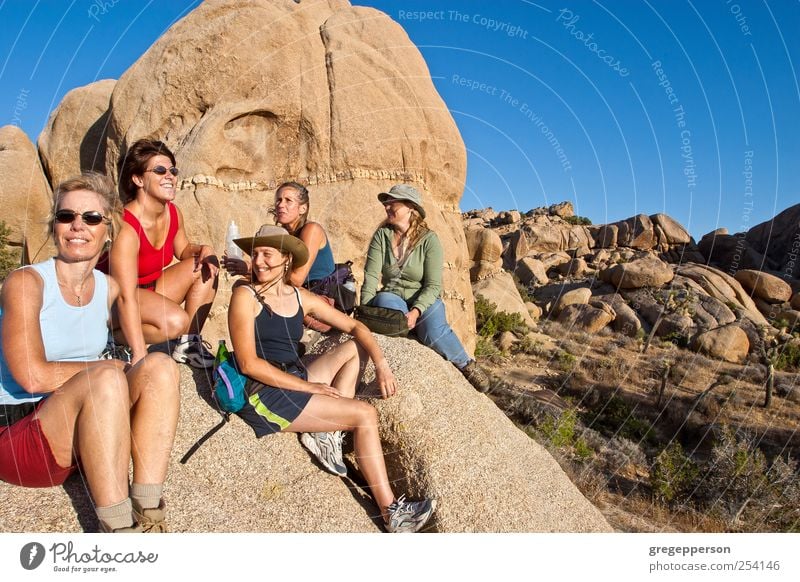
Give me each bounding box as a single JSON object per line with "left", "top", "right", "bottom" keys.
{"left": 377, "top": 184, "right": 426, "bottom": 219}
{"left": 233, "top": 224, "right": 309, "bottom": 267}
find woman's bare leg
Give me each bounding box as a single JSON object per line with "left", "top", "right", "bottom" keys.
{"left": 305, "top": 340, "right": 365, "bottom": 399}
{"left": 288, "top": 395, "right": 395, "bottom": 514}
{"left": 157, "top": 257, "right": 218, "bottom": 336}
{"left": 36, "top": 362, "right": 131, "bottom": 507}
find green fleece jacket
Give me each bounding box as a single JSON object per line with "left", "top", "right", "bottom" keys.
{"left": 360, "top": 226, "right": 443, "bottom": 314}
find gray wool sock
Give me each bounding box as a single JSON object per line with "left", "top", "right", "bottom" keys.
{"left": 130, "top": 483, "right": 163, "bottom": 510}
{"left": 96, "top": 499, "right": 134, "bottom": 531}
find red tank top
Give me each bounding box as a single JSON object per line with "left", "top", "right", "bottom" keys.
{"left": 99, "top": 202, "right": 179, "bottom": 286}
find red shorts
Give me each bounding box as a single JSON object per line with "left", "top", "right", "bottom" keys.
{"left": 0, "top": 406, "right": 76, "bottom": 488}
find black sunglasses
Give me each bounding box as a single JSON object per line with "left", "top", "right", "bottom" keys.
{"left": 54, "top": 209, "right": 110, "bottom": 226}
{"left": 145, "top": 165, "right": 179, "bottom": 176}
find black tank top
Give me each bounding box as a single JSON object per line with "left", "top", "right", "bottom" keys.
{"left": 252, "top": 287, "right": 305, "bottom": 364}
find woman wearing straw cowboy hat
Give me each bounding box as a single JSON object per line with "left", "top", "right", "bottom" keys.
{"left": 227, "top": 224, "right": 436, "bottom": 532}
{"left": 361, "top": 184, "right": 491, "bottom": 392}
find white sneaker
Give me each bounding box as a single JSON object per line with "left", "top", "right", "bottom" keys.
{"left": 171, "top": 334, "right": 214, "bottom": 369}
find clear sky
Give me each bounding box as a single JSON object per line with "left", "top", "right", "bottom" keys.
{"left": 1, "top": 0, "right": 798, "bottom": 239}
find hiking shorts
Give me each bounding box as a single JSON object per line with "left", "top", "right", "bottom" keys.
{"left": 236, "top": 363, "right": 312, "bottom": 438}
{"left": 0, "top": 406, "right": 77, "bottom": 487}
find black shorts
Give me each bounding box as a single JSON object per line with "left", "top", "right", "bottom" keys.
{"left": 236, "top": 363, "right": 312, "bottom": 438}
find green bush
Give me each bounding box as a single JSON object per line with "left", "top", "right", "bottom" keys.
{"left": 0, "top": 221, "right": 21, "bottom": 281}
{"left": 650, "top": 441, "right": 699, "bottom": 504}
{"left": 581, "top": 394, "right": 653, "bottom": 442}
{"left": 474, "top": 295, "right": 527, "bottom": 339}
{"left": 774, "top": 342, "right": 800, "bottom": 371}
{"left": 554, "top": 349, "right": 577, "bottom": 373}
{"left": 563, "top": 215, "right": 592, "bottom": 226}
{"left": 539, "top": 410, "right": 593, "bottom": 460}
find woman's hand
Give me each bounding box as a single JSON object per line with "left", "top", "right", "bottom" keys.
{"left": 307, "top": 382, "right": 342, "bottom": 398}
{"left": 375, "top": 359, "right": 397, "bottom": 399}
{"left": 405, "top": 307, "right": 420, "bottom": 329}
{"left": 221, "top": 254, "right": 250, "bottom": 277}
{"left": 196, "top": 245, "right": 220, "bottom": 280}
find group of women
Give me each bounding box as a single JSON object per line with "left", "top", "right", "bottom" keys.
{"left": 0, "top": 137, "right": 488, "bottom": 534}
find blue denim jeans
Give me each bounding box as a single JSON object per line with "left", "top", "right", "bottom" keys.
{"left": 369, "top": 292, "right": 470, "bottom": 369}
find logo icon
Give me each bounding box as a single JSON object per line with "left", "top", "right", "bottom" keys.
{"left": 20, "top": 542, "right": 46, "bottom": 570}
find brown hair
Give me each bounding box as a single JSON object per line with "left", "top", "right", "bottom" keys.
{"left": 117, "top": 139, "right": 177, "bottom": 203}
{"left": 273, "top": 181, "right": 310, "bottom": 234}
{"left": 49, "top": 172, "right": 122, "bottom": 240}
{"left": 381, "top": 203, "right": 430, "bottom": 254}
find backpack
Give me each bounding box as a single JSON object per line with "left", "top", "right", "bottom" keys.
{"left": 180, "top": 340, "right": 246, "bottom": 464}
{"left": 306, "top": 261, "right": 357, "bottom": 314}
{"left": 212, "top": 340, "right": 247, "bottom": 413}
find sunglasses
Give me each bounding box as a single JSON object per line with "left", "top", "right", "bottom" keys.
{"left": 54, "top": 209, "right": 110, "bottom": 226}
{"left": 145, "top": 165, "right": 179, "bottom": 176}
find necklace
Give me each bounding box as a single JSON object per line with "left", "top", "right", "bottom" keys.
{"left": 250, "top": 277, "right": 283, "bottom": 317}
{"left": 58, "top": 277, "right": 88, "bottom": 306}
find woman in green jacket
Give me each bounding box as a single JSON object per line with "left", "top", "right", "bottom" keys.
{"left": 361, "top": 184, "right": 490, "bottom": 392}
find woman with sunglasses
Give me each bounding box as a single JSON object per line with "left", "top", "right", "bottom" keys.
{"left": 0, "top": 173, "right": 180, "bottom": 532}
{"left": 228, "top": 225, "right": 435, "bottom": 532}
{"left": 108, "top": 139, "right": 219, "bottom": 368}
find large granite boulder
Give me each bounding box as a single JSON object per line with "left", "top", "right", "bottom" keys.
{"left": 676, "top": 263, "right": 768, "bottom": 326}
{"left": 37, "top": 79, "right": 115, "bottom": 187}
{"left": 472, "top": 271, "right": 534, "bottom": 326}
{"left": 557, "top": 302, "right": 615, "bottom": 334}
{"left": 734, "top": 269, "right": 793, "bottom": 304}
{"left": 465, "top": 226, "right": 503, "bottom": 281}
{"left": 0, "top": 336, "right": 610, "bottom": 532}
{"left": 691, "top": 324, "right": 750, "bottom": 363}
{"left": 0, "top": 125, "right": 54, "bottom": 264}
{"left": 97, "top": 0, "right": 473, "bottom": 350}
{"left": 745, "top": 204, "right": 800, "bottom": 279}
{"left": 599, "top": 256, "right": 674, "bottom": 289}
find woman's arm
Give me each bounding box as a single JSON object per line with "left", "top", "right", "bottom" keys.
{"left": 302, "top": 289, "right": 397, "bottom": 398}
{"left": 360, "top": 229, "right": 385, "bottom": 306}
{"left": 228, "top": 284, "right": 341, "bottom": 397}
{"left": 109, "top": 224, "right": 148, "bottom": 363}
{"left": 1, "top": 269, "right": 124, "bottom": 393}
{"left": 172, "top": 206, "right": 219, "bottom": 279}
{"left": 290, "top": 222, "right": 326, "bottom": 286}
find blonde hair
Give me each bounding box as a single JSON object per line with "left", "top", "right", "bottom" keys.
{"left": 49, "top": 172, "right": 122, "bottom": 240}
{"left": 381, "top": 203, "right": 429, "bottom": 255}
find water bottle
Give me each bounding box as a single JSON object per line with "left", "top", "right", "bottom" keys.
{"left": 225, "top": 220, "right": 242, "bottom": 259}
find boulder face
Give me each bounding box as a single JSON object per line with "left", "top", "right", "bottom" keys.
{"left": 745, "top": 204, "right": 800, "bottom": 279}
{"left": 472, "top": 271, "right": 534, "bottom": 326}
{"left": 0, "top": 336, "right": 611, "bottom": 533}
{"left": 101, "top": 0, "right": 472, "bottom": 349}
{"left": 37, "top": 79, "right": 115, "bottom": 187}
{"left": 734, "top": 269, "right": 793, "bottom": 304}
{"left": 692, "top": 324, "right": 750, "bottom": 364}
{"left": 0, "top": 125, "right": 54, "bottom": 263}
{"left": 599, "top": 256, "right": 674, "bottom": 289}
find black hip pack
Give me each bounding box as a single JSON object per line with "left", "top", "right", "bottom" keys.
{"left": 1, "top": 402, "right": 36, "bottom": 427}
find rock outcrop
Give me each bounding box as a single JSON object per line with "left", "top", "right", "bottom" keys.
{"left": 0, "top": 336, "right": 611, "bottom": 533}
{"left": 0, "top": 125, "right": 54, "bottom": 263}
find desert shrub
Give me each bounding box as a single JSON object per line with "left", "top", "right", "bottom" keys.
{"left": 554, "top": 350, "right": 577, "bottom": 373}
{"left": 581, "top": 394, "right": 653, "bottom": 442}
{"left": 474, "top": 336, "right": 501, "bottom": 358}
{"left": 601, "top": 436, "right": 648, "bottom": 475}
{"left": 0, "top": 221, "right": 21, "bottom": 281}
{"left": 539, "top": 409, "right": 593, "bottom": 461}
{"left": 774, "top": 342, "right": 800, "bottom": 372}
{"left": 650, "top": 441, "right": 699, "bottom": 504}
{"left": 474, "top": 295, "right": 527, "bottom": 339}
{"left": 563, "top": 215, "right": 592, "bottom": 226}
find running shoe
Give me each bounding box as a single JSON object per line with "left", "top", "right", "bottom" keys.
{"left": 300, "top": 431, "right": 347, "bottom": 476}
{"left": 171, "top": 334, "right": 215, "bottom": 369}
{"left": 385, "top": 495, "right": 437, "bottom": 533}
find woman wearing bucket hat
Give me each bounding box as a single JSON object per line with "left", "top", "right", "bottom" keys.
{"left": 361, "top": 184, "right": 491, "bottom": 392}
{"left": 227, "top": 224, "right": 436, "bottom": 532}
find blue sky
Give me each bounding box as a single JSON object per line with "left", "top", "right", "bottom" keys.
{"left": 1, "top": 0, "right": 798, "bottom": 239}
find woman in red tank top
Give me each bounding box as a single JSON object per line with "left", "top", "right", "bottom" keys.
{"left": 110, "top": 139, "right": 219, "bottom": 368}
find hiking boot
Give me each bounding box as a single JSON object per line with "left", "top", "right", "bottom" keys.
{"left": 300, "top": 431, "right": 347, "bottom": 476}
{"left": 385, "top": 495, "right": 436, "bottom": 533}
{"left": 460, "top": 360, "right": 491, "bottom": 393}
{"left": 99, "top": 520, "right": 143, "bottom": 533}
{"left": 132, "top": 499, "right": 168, "bottom": 533}
{"left": 171, "top": 334, "right": 215, "bottom": 369}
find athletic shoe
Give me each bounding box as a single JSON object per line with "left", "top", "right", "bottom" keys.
{"left": 385, "top": 495, "right": 436, "bottom": 533}
{"left": 460, "top": 360, "right": 491, "bottom": 393}
{"left": 132, "top": 499, "right": 168, "bottom": 533}
{"left": 100, "top": 337, "right": 132, "bottom": 364}
{"left": 300, "top": 431, "right": 347, "bottom": 476}
{"left": 171, "top": 334, "right": 215, "bottom": 369}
